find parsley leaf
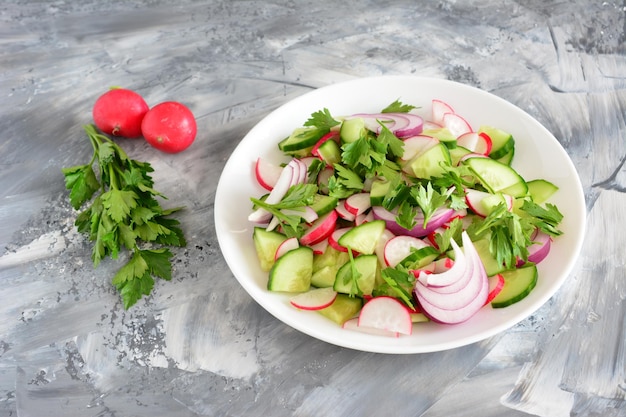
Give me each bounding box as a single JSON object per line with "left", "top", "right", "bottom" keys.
{"left": 327, "top": 164, "right": 364, "bottom": 199}
{"left": 304, "top": 108, "right": 340, "bottom": 130}
{"left": 62, "top": 124, "right": 186, "bottom": 309}
{"left": 376, "top": 267, "right": 416, "bottom": 309}
{"left": 411, "top": 182, "right": 449, "bottom": 227}
{"left": 381, "top": 99, "right": 417, "bottom": 114}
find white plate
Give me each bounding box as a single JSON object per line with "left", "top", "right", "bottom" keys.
{"left": 214, "top": 76, "right": 586, "bottom": 354}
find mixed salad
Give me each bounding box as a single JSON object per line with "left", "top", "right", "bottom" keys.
{"left": 247, "top": 98, "right": 563, "bottom": 337}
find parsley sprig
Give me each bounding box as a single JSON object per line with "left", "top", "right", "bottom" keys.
{"left": 63, "top": 124, "right": 186, "bottom": 309}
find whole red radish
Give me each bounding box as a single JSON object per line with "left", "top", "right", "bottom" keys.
{"left": 141, "top": 101, "right": 197, "bottom": 153}
{"left": 92, "top": 88, "right": 149, "bottom": 138}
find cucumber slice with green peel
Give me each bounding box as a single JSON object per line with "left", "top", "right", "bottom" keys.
{"left": 253, "top": 227, "right": 288, "bottom": 272}
{"left": 465, "top": 156, "right": 528, "bottom": 197}
{"left": 495, "top": 147, "right": 515, "bottom": 166}
{"left": 333, "top": 254, "right": 378, "bottom": 296}
{"left": 337, "top": 220, "right": 386, "bottom": 255}
{"left": 340, "top": 118, "right": 366, "bottom": 144}
{"left": 369, "top": 178, "right": 392, "bottom": 206}
{"left": 479, "top": 125, "right": 515, "bottom": 160}
{"left": 309, "top": 194, "right": 338, "bottom": 216}
{"left": 317, "top": 293, "right": 363, "bottom": 324}
{"left": 267, "top": 246, "right": 313, "bottom": 292}
{"left": 398, "top": 246, "right": 439, "bottom": 270}
{"left": 278, "top": 127, "right": 324, "bottom": 154}
{"left": 316, "top": 139, "right": 342, "bottom": 166}
{"left": 527, "top": 179, "right": 559, "bottom": 204}
{"left": 491, "top": 263, "right": 538, "bottom": 308}
{"left": 405, "top": 142, "right": 452, "bottom": 179}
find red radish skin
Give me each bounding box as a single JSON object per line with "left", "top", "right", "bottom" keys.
{"left": 142, "top": 101, "right": 197, "bottom": 153}
{"left": 299, "top": 210, "right": 338, "bottom": 246}
{"left": 485, "top": 274, "right": 505, "bottom": 305}
{"left": 358, "top": 296, "right": 413, "bottom": 335}
{"left": 311, "top": 131, "right": 340, "bottom": 157}
{"left": 255, "top": 157, "right": 283, "bottom": 191}
{"left": 309, "top": 238, "right": 329, "bottom": 255}
{"left": 457, "top": 132, "right": 493, "bottom": 155}
{"left": 290, "top": 287, "right": 338, "bottom": 311}
{"left": 248, "top": 164, "right": 294, "bottom": 223}
{"left": 335, "top": 201, "right": 356, "bottom": 221}
{"left": 328, "top": 227, "right": 352, "bottom": 253}
{"left": 93, "top": 88, "right": 149, "bottom": 138}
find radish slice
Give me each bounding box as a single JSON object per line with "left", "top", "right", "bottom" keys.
{"left": 457, "top": 132, "right": 492, "bottom": 155}
{"left": 255, "top": 157, "right": 283, "bottom": 191}
{"left": 422, "top": 120, "right": 443, "bottom": 131}
{"left": 401, "top": 135, "right": 439, "bottom": 161}
{"left": 384, "top": 235, "right": 430, "bottom": 267}
{"left": 249, "top": 163, "right": 295, "bottom": 223}
{"left": 342, "top": 317, "right": 400, "bottom": 337}
{"left": 431, "top": 99, "right": 455, "bottom": 125}
{"left": 317, "top": 166, "right": 334, "bottom": 193}
{"left": 345, "top": 192, "right": 371, "bottom": 216}
{"left": 335, "top": 201, "right": 356, "bottom": 221}
{"left": 355, "top": 211, "right": 374, "bottom": 226}
{"left": 274, "top": 237, "right": 299, "bottom": 260}
{"left": 443, "top": 112, "right": 472, "bottom": 138}
{"left": 465, "top": 188, "right": 513, "bottom": 217}
{"left": 309, "top": 238, "right": 329, "bottom": 255}
{"left": 299, "top": 210, "right": 338, "bottom": 246}
{"left": 290, "top": 287, "right": 338, "bottom": 311}
{"left": 328, "top": 227, "right": 352, "bottom": 253}
{"left": 485, "top": 273, "right": 505, "bottom": 305}
{"left": 358, "top": 296, "right": 413, "bottom": 335}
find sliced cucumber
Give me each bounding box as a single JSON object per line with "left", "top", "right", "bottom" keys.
{"left": 422, "top": 127, "right": 457, "bottom": 149}
{"left": 405, "top": 142, "right": 451, "bottom": 179}
{"left": 478, "top": 125, "right": 515, "bottom": 160}
{"left": 369, "top": 178, "right": 392, "bottom": 206}
{"left": 337, "top": 220, "right": 386, "bottom": 255}
{"left": 317, "top": 139, "right": 342, "bottom": 166}
{"left": 333, "top": 254, "right": 378, "bottom": 296}
{"left": 491, "top": 263, "right": 537, "bottom": 308}
{"left": 253, "top": 227, "right": 288, "bottom": 272}
{"left": 278, "top": 127, "right": 322, "bottom": 154}
{"left": 473, "top": 238, "right": 506, "bottom": 276}
{"left": 311, "top": 246, "right": 349, "bottom": 288}
{"left": 267, "top": 246, "right": 313, "bottom": 292}
{"left": 399, "top": 246, "right": 439, "bottom": 270}
{"left": 317, "top": 293, "right": 363, "bottom": 324}
{"left": 340, "top": 118, "right": 366, "bottom": 144}
{"left": 465, "top": 156, "right": 528, "bottom": 197}
{"left": 448, "top": 145, "right": 472, "bottom": 166}
{"left": 309, "top": 194, "right": 338, "bottom": 216}
{"left": 527, "top": 179, "right": 559, "bottom": 204}
{"left": 496, "top": 147, "right": 515, "bottom": 166}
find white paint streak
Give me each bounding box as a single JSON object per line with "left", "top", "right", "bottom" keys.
{"left": 160, "top": 302, "right": 259, "bottom": 379}
{"left": 0, "top": 230, "right": 66, "bottom": 269}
